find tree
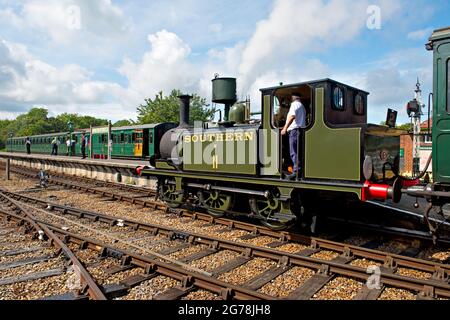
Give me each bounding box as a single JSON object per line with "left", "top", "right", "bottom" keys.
{"left": 113, "top": 119, "right": 135, "bottom": 127}
{"left": 380, "top": 121, "right": 413, "bottom": 132}
{"left": 0, "top": 108, "right": 109, "bottom": 150}
{"left": 137, "top": 90, "right": 216, "bottom": 125}
{"left": 397, "top": 123, "right": 413, "bottom": 131}
{"left": 0, "top": 119, "right": 13, "bottom": 149}
{"left": 55, "top": 113, "right": 108, "bottom": 131}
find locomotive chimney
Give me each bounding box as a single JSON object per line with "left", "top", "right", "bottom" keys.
{"left": 178, "top": 95, "right": 192, "bottom": 128}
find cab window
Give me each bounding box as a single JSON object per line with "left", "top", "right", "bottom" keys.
{"left": 272, "top": 85, "right": 312, "bottom": 129}
{"left": 272, "top": 95, "right": 289, "bottom": 128}
{"left": 354, "top": 93, "right": 365, "bottom": 115}
{"left": 333, "top": 87, "right": 345, "bottom": 111}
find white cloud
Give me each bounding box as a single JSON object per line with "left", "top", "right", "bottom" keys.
{"left": 21, "top": 0, "right": 127, "bottom": 42}
{"left": 118, "top": 30, "right": 199, "bottom": 107}
{"left": 334, "top": 47, "right": 433, "bottom": 124}
{"left": 0, "top": 0, "right": 435, "bottom": 126}
{"left": 0, "top": 38, "right": 123, "bottom": 116}
{"left": 237, "top": 0, "right": 400, "bottom": 92}
{"left": 200, "top": 0, "right": 402, "bottom": 115}
{"left": 407, "top": 27, "right": 433, "bottom": 41}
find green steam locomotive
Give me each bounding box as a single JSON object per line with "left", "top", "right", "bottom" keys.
{"left": 140, "top": 26, "right": 450, "bottom": 234}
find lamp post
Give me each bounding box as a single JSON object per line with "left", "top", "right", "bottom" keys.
{"left": 68, "top": 121, "right": 74, "bottom": 157}
{"left": 406, "top": 79, "right": 425, "bottom": 176}
{"left": 8, "top": 132, "right": 13, "bottom": 153}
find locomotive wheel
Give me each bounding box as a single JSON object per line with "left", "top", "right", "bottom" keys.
{"left": 159, "top": 183, "right": 184, "bottom": 208}
{"left": 250, "top": 197, "right": 294, "bottom": 231}
{"left": 198, "top": 190, "right": 233, "bottom": 218}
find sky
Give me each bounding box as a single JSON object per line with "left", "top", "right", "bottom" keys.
{"left": 0, "top": 0, "right": 448, "bottom": 124}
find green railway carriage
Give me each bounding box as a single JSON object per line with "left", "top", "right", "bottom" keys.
{"left": 9, "top": 132, "right": 90, "bottom": 157}
{"left": 402, "top": 26, "right": 450, "bottom": 236}
{"left": 144, "top": 78, "right": 402, "bottom": 230}
{"left": 7, "top": 123, "right": 176, "bottom": 160}
{"left": 88, "top": 122, "right": 177, "bottom": 159}
{"left": 428, "top": 27, "right": 450, "bottom": 185}
{"left": 91, "top": 123, "right": 177, "bottom": 160}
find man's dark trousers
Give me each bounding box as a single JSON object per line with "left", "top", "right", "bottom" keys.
{"left": 289, "top": 129, "right": 300, "bottom": 173}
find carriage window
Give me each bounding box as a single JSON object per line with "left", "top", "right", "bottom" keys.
{"left": 149, "top": 132, "right": 154, "bottom": 144}
{"left": 354, "top": 94, "right": 365, "bottom": 115}
{"left": 333, "top": 87, "right": 345, "bottom": 110}
{"left": 120, "top": 133, "right": 125, "bottom": 143}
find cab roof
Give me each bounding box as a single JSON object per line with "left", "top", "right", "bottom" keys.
{"left": 260, "top": 78, "right": 369, "bottom": 95}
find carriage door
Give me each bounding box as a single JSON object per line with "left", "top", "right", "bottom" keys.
{"left": 134, "top": 130, "right": 143, "bottom": 157}
{"left": 142, "top": 129, "right": 150, "bottom": 158}
{"left": 433, "top": 37, "right": 450, "bottom": 184}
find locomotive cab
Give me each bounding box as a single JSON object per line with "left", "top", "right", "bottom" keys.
{"left": 271, "top": 84, "right": 313, "bottom": 173}
{"left": 262, "top": 79, "right": 402, "bottom": 201}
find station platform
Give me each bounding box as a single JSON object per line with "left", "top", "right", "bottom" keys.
{"left": 0, "top": 152, "right": 155, "bottom": 187}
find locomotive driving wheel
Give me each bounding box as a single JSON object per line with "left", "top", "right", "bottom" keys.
{"left": 158, "top": 182, "right": 184, "bottom": 209}
{"left": 198, "top": 190, "right": 233, "bottom": 218}
{"left": 249, "top": 196, "right": 295, "bottom": 231}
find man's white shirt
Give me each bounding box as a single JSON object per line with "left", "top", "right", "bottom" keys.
{"left": 287, "top": 100, "right": 306, "bottom": 132}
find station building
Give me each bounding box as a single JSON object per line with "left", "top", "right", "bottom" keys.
{"left": 400, "top": 119, "right": 433, "bottom": 176}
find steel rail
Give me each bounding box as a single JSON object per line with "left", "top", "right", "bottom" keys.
{"left": 1, "top": 189, "right": 449, "bottom": 299}
{"left": 0, "top": 194, "right": 107, "bottom": 300}
{"left": 2, "top": 188, "right": 449, "bottom": 274}
{"left": 5, "top": 163, "right": 447, "bottom": 247}
{"left": 5, "top": 163, "right": 447, "bottom": 246}
{"left": 2, "top": 163, "right": 154, "bottom": 198}
{"left": 0, "top": 209, "right": 273, "bottom": 301}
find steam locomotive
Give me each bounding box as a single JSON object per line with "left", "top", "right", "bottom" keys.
{"left": 139, "top": 27, "right": 450, "bottom": 235}
{"left": 140, "top": 77, "right": 404, "bottom": 231}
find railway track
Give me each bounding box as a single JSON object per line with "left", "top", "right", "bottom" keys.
{"left": 4, "top": 164, "right": 450, "bottom": 252}
{"left": 0, "top": 195, "right": 106, "bottom": 300}
{"left": 1, "top": 188, "right": 449, "bottom": 300}
{"left": 3, "top": 162, "right": 450, "bottom": 248}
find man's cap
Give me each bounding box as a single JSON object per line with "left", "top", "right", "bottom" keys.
{"left": 291, "top": 93, "right": 302, "bottom": 98}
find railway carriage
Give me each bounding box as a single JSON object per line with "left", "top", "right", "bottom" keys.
{"left": 9, "top": 132, "right": 90, "bottom": 157}
{"left": 404, "top": 27, "right": 450, "bottom": 237}
{"left": 7, "top": 123, "right": 177, "bottom": 161}
{"left": 90, "top": 123, "right": 177, "bottom": 160}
